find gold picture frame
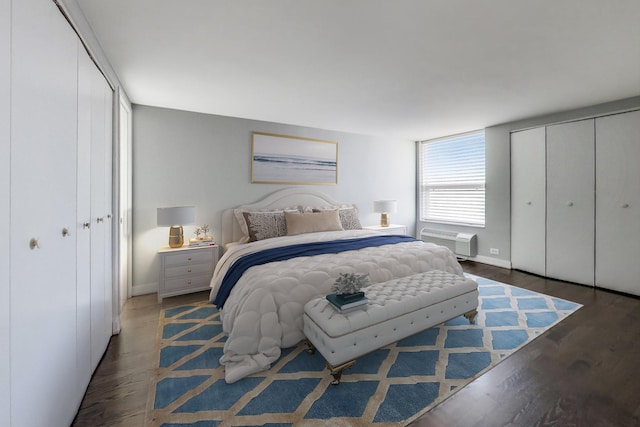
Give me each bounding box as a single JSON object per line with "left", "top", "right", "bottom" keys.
{"left": 251, "top": 132, "right": 338, "bottom": 185}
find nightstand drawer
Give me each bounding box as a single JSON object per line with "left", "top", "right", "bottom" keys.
{"left": 164, "top": 273, "right": 212, "bottom": 291}
{"left": 163, "top": 250, "right": 212, "bottom": 267}
{"left": 164, "top": 262, "right": 213, "bottom": 279}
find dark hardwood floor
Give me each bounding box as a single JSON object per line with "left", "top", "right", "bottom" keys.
{"left": 71, "top": 291, "right": 208, "bottom": 427}
{"left": 72, "top": 262, "right": 640, "bottom": 426}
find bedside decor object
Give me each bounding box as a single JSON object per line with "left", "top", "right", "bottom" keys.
{"left": 251, "top": 132, "right": 338, "bottom": 185}
{"left": 189, "top": 224, "right": 215, "bottom": 247}
{"left": 373, "top": 200, "right": 397, "bottom": 227}
{"left": 157, "top": 206, "right": 196, "bottom": 248}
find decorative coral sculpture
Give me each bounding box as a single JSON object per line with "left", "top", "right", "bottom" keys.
{"left": 332, "top": 273, "right": 370, "bottom": 295}
{"left": 191, "top": 225, "right": 213, "bottom": 242}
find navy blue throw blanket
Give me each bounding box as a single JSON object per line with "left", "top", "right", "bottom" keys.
{"left": 213, "top": 235, "right": 417, "bottom": 308}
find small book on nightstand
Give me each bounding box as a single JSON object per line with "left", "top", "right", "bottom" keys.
{"left": 188, "top": 239, "right": 215, "bottom": 247}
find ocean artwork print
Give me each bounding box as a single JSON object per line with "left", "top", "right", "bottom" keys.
{"left": 252, "top": 132, "right": 338, "bottom": 185}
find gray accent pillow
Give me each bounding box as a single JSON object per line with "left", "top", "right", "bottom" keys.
{"left": 338, "top": 207, "right": 362, "bottom": 230}
{"left": 243, "top": 211, "right": 288, "bottom": 242}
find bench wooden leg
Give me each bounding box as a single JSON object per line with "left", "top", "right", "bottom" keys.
{"left": 464, "top": 309, "right": 478, "bottom": 324}
{"left": 305, "top": 339, "right": 355, "bottom": 384}
{"left": 304, "top": 339, "right": 316, "bottom": 354}
{"left": 327, "top": 360, "right": 356, "bottom": 385}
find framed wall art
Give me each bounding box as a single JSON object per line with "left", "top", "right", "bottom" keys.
{"left": 251, "top": 132, "right": 338, "bottom": 185}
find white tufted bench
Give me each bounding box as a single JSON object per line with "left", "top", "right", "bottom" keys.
{"left": 303, "top": 270, "right": 478, "bottom": 384}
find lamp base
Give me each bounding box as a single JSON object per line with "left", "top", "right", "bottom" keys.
{"left": 168, "top": 225, "right": 184, "bottom": 248}
{"left": 380, "top": 213, "right": 390, "bottom": 227}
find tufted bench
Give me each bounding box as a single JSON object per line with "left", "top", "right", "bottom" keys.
{"left": 303, "top": 270, "right": 478, "bottom": 384}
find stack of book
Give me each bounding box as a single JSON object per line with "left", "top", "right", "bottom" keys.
{"left": 188, "top": 238, "right": 215, "bottom": 247}
{"left": 326, "top": 291, "right": 368, "bottom": 313}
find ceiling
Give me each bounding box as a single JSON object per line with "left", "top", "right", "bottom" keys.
{"left": 75, "top": 0, "right": 640, "bottom": 140}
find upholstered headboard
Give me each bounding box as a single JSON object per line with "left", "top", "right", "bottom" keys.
{"left": 221, "top": 188, "right": 351, "bottom": 247}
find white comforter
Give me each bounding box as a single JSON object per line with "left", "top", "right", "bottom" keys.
{"left": 209, "top": 229, "right": 463, "bottom": 383}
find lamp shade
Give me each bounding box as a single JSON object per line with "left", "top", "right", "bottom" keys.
{"left": 157, "top": 206, "right": 196, "bottom": 226}
{"left": 373, "top": 200, "right": 397, "bottom": 213}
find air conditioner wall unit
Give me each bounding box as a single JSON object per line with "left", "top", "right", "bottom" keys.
{"left": 420, "top": 228, "right": 478, "bottom": 257}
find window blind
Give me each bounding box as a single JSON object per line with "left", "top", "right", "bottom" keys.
{"left": 419, "top": 131, "right": 485, "bottom": 226}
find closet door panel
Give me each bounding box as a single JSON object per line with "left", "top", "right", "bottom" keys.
{"left": 10, "top": 0, "right": 79, "bottom": 425}
{"left": 0, "top": 0, "right": 10, "bottom": 422}
{"left": 76, "top": 46, "right": 93, "bottom": 394}
{"left": 596, "top": 110, "right": 640, "bottom": 295}
{"left": 90, "top": 63, "right": 107, "bottom": 371}
{"left": 546, "top": 120, "right": 595, "bottom": 286}
{"left": 511, "top": 127, "right": 546, "bottom": 276}
{"left": 104, "top": 84, "right": 114, "bottom": 339}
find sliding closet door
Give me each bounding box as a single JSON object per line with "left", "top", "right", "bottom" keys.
{"left": 78, "top": 44, "right": 115, "bottom": 394}
{"left": 511, "top": 127, "right": 546, "bottom": 276}
{"left": 90, "top": 62, "right": 109, "bottom": 371}
{"left": 104, "top": 85, "right": 114, "bottom": 340}
{"left": 10, "top": 0, "right": 80, "bottom": 425}
{"left": 0, "top": 0, "right": 10, "bottom": 423}
{"left": 546, "top": 120, "right": 595, "bottom": 286}
{"left": 595, "top": 110, "right": 640, "bottom": 296}
{"left": 77, "top": 45, "right": 94, "bottom": 395}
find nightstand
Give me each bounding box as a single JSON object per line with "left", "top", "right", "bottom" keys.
{"left": 363, "top": 224, "right": 407, "bottom": 235}
{"left": 157, "top": 245, "right": 219, "bottom": 303}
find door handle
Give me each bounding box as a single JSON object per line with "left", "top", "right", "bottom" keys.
{"left": 29, "top": 238, "right": 40, "bottom": 250}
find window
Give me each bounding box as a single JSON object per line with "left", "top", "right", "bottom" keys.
{"left": 418, "top": 131, "right": 485, "bottom": 226}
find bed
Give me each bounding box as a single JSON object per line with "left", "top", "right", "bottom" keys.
{"left": 209, "top": 188, "right": 464, "bottom": 383}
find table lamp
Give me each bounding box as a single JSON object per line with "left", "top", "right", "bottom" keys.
{"left": 373, "top": 200, "right": 397, "bottom": 227}
{"left": 157, "top": 206, "right": 196, "bottom": 248}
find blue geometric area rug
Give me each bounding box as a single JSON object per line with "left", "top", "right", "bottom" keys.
{"left": 145, "top": 274, "right": 581, "bottom": 427}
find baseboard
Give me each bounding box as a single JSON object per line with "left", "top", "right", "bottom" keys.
{"left": 112, "top": 316, "right": 121, "bottom": 335}
{"left": 458, "top": 255, "right": 512, "bottom": 269}
{"left": 132, "top": 282, "right": 158, "bottom": 297}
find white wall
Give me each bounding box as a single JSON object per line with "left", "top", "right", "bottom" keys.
{"left": 0, "top": 0, "right": 10, "bottom": 421}
{"left": 132, "top": 105, "right": 415, "bottom": 295}
{"left": 417, "top": 96, "right": 640, "bottom": 268}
